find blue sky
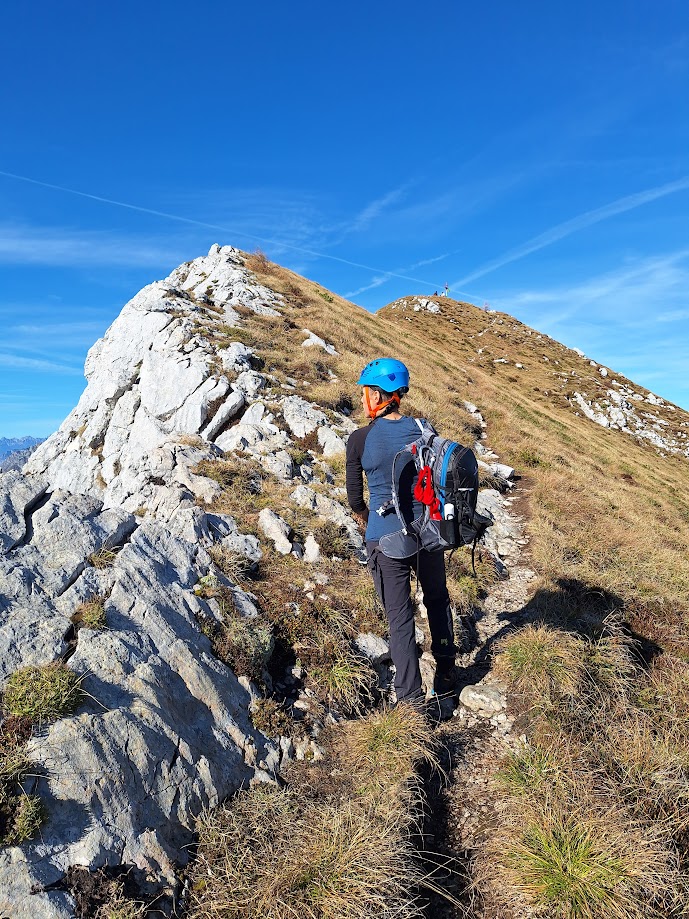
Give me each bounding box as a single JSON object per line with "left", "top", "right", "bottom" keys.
{"left": 1, "top": 0, "right": 688, "bottom": 437}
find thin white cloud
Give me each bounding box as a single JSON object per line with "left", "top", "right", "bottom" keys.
{"left": 0, "top": 171, "right": 441, "bottom": 285}
{"left": 0, "top": 224, "right": 186, "bottom": 268}
{"left": 453, "top": 175, "right": 689, "bottom": 287}
{"left": 345, "top": 275, "right": 392, "bottom": 298}
{"left": 484, "top": 249, "right": 689, "bottom": 409}
{"left": 10, "top": 321, "right": 106, "bottom": 336}
{"left": 494, "top": 249, "right": 689, "bottom": 326}
{"left": 344, "top": 253, "right": 451, "bottom": 299}
{"left": 347, "top": 186, "right": 410, "bottom": 233}
{"left": 0, "top": 353, "right": 83, "bottom": 374}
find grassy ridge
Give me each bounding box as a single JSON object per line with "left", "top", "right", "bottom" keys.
{"left": 236, "top": 252, "right": 689, "bottom": 916}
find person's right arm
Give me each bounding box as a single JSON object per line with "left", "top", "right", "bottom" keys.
{"left": 345, "top": 426, "right": 370, "bottom": 524}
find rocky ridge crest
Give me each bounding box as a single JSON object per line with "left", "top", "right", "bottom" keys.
{"left": 0, "top": 245, "right": 370, "bottom": 918}
{"left": 0, "top": 246, "right": 520, "bottom": 918}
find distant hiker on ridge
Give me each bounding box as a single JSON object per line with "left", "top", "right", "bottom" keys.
{"left": 345, "top": 358, "right": 459, "bottom": 711}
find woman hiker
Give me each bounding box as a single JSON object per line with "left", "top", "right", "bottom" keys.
{"left": 345, "top": 357, "right": 458, "bottom": 710}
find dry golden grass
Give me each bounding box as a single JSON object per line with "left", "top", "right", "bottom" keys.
{"left": 189, "top": 707, "right": 441, "bottom": 919}
{"left": 222, "top": 251, "right": 689, "bottom": 915}
{"left": 494, "top": 624, "right": 585, "bottom": 708}
{"left": 190, "top": 788, "right": 426, "bottom": 919}
{"left": 332, "top": 705, "right": 436, "bottom": 800}
{"left": 73, "top": 596, "right": 107, "bottom": 630}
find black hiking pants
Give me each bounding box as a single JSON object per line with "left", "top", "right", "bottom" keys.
{"left": 366, "top": 541, "right": 456, "bottom": 702}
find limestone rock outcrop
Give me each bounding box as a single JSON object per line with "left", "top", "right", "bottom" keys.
{"left": 1, "top": 245, "right": 361, "bottom": 918}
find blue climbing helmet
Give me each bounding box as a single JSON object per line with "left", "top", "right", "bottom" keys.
{"left": 357, "top": 357, "right": 410, "bottom": 393}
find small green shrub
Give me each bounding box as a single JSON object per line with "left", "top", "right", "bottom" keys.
{"left": 3, "top": 793, "right": 45, "bottom": 845}
{"left": 517, "top": 448, "right": 549, "bottom": 469}
{"left": 288, "top": 447, "right": 311, "bottom": 467}
{"left": 312, "top": 521, "right": 352, "bottom": 558}
{"left": 251, "top": 698, "right": 292, "bottom": 737}
{"left": 198, "top": 599, "right": 274, "bottom": 684}
{"left": 2, "top": 663, "right": 83, "bottom": 722}
{"left": 498, "top": 745, "right": 562, "bottom": 796}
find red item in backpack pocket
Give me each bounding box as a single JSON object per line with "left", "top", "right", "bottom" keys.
{"left": 414, "top": 466, "right": 442, "bottom": 519}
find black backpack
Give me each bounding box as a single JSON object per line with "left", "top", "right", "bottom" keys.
{"left": 378, "top": 419, "right": 493, "bottom": 566}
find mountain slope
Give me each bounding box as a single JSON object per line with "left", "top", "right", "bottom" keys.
{"left": 0, "top": 437, "right": 43, "bottom": 462}
{"left": 1, "top": 245, "right": 687, "bottom": 918}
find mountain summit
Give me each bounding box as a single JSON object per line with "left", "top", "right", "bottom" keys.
{"left": 1, "top": 245, "right": 688, "bottom": 918}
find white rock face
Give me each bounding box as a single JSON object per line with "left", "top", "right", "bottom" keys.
{"left": 290, "top": 485, "right": 363, "bottom": 550}
{"left": 0, "top": 477, "right": 278, "bottom": 917}
{"left": 389, "top": 296, "right": 441, "bottom": 314}
{"left": 571, "top": 388, "right": 689, "bottom": 457}
{"left": 219, "top": 341, "right": 255, "bottom": 373}
{"left": 26, "top": 245, "right": 284, "bottom": 514}
{"left": 459, "top": 684, "right": 505, "bottom": 715}
{"left": 317, "top": 426, "right": 346, "bottom": 457}
{"left": 303, "top": 533, "right": 321, "bottom": 564}
{"left": 282, "top": 396, "right": 328, "bottom": 439}
{"left": 302, "top": 329, "right": 338, "bottom": 355}
{"left": 3, "top": 244, "right": 373, "bottom": 917}
{"left": 258, "top": 508, "right": 292, "bottom": 554}
{"left": 354, "top": 632, "right": 391, "bottom": 665}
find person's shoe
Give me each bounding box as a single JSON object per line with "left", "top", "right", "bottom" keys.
{"left": 433, "top": 658, "right": 459, "bottom": 701}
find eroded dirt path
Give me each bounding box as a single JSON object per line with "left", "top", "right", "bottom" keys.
{"left": 421, "top": 482, "right": 539, "bottom": 918}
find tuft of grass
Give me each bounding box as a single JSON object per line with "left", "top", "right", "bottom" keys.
{"left": 311, "top": 520, "right": 352, "bottom": 558}
{"left": 0, "top": 714, "right": 35, "bottom": 845}
{"left": 73, "top": 596, "right": 107, "bottom": 630}
{"left": 494, "top": 624, "right": 584, "bottom": 708}
{"left": 483, "top": 806, "right": 681, "bottom": 919}
{"left": 334, "top": 706, "right": 436, "bottom": 797}
{"left": 635, "top": 654, "right": 689, "bottom": 732}
{"left": 0, "top": 737, "right": 30, "bottom": 789}
{"left": 2, "top": 663, "right": 84, "bottom": 722}
{"left": 601, "top": 712, "right": 689, "bottom": 837}
{"left": 497, "top": 744, "right": 563, "bottom": 798}
{"left": 197, "top": 591, "right": 274, "bottom": 683}
{"left": 309, "top": 649, "right": 374, "bottom": 714}
{"left": 517, "top": 447, "right": 549, "bottom": 469}
{"left": 189, "top": 785, "right": 427, "bottom": 919}
{"left": 288, "top": 446, "right": 311, "bottom": 467}
{"left": 93, "top": 882, "right": 146, "bottom": 919}
{"left": 207, "top": 545, "right": 258, "bottom": 584}
{"left": 353, "top": 577, "right": 388, "bottom": 637}
{"left": 87, "top": 546, "right": 119, "bottom": 569}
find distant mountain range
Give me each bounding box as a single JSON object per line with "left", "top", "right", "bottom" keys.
{"left": 0, "top": 436, "right": 44, "bottom": 462}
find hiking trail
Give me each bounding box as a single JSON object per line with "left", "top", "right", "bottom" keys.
{"left": 422, "top": 455, "right": 539, "bottom": 917}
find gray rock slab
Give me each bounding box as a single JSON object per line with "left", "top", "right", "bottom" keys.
{"left": 459, "top": 684, "right": 505, "bottom": 715}
{"left": 0, "top": 471, "right": 48, "bottom": 552}
{"left": 282, "top": 396, "right": 327, "bottom": 438}
{"left": 317, "top": 426, "right": 346, "bottom": 457}
{"left": 355, "top": 632, "right": 391, "bottom": 665}
{"left": 258, "top": 508, "right": 292, "bottom": 554}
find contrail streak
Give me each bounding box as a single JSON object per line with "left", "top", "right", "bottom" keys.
{"left": 453, "top": 174, "right": 689, "bottom": 287}
{"left": 0, "top": 169, "right": 446, "bottom": 292}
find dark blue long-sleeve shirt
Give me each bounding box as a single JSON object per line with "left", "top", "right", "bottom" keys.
{"left": 345, "top": 415, "right": 423, "bottom": 541}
